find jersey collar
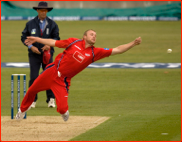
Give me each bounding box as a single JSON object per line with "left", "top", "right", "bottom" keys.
{"left": 82, "top": 40, "right": 95, "bottom": 49}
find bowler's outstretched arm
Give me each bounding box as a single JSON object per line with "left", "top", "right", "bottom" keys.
{"left": 111, "top": 37, "right": 142, "bottom": 55}
{"left": 25, "top": 36, "right": 56, "bottom": 47}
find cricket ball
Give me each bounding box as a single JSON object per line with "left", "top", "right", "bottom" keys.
{"left": 167, "top": 49, "right": 172, "bottom": 53}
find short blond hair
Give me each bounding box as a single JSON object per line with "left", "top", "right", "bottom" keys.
{"left": 83, "top": 29, "right": 96, "bottom": 36}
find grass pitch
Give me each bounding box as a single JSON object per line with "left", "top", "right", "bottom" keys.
{"left": 1, "top": 20, "right": 181, "bottom": 141}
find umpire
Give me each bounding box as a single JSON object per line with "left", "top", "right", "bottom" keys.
{"left": 21, "top": 1, "right": 60, "bottom": 108}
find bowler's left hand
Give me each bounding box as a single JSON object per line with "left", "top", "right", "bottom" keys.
{"left": 134, "top": 37, "right": 142, "bottom": 45}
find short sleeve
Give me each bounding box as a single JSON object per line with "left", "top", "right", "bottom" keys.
{"left": 55, "top": 38, "right": 80, "bottom": 48}
{"left": 55, "top": 40, "right": 70, "bottom": 48}
{"left": 94, "top": 48, "right": 113, "bottom": 61}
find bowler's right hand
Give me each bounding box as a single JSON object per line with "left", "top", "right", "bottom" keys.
{"left": 24, "top": 36, "right": 37, "bottom": 46}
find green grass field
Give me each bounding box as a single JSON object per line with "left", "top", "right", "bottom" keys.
{"left": 1, "top": 21, "right": 181, "bottom": 141}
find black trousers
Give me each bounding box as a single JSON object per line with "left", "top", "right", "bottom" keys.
{"left": 28, "top": 53, "right": 55, "bottom": 103}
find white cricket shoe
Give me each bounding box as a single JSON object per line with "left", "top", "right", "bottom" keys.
{"left": 48, "top": 98, "right": 56, "bottom": 108}
{"left": 30, "top": 102, "right": 36, "bottom": 108}
{"left": 61, "top": 110, "right": 69, "bottom": 122}
{"left": 15, "top": 108, "right": 25, "bottom": 120}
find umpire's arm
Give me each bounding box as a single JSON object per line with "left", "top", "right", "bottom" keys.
{"left": 111, "top": 37, "right": 142, "bottom": 56}
{"left": 21, "top": 23, "right": 30, "bottom": 47}
{"left": 51, "top": 23, "right": 60, "bottom": 40}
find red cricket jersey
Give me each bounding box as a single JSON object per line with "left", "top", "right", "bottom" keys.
{"left": 54, "top": 38, "right": 112, "bottom": 78}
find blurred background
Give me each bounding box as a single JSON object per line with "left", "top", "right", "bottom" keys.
{"left": 9, "top": 1, "right": 180, "bottom": 8}
{"left": 1, "top": 1, "right": 181, "bottom": 20}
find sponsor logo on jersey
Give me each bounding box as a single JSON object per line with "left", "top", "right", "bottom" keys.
{"left": 73, "top": 51, "right": 85, "bottom": 63}
{"left": 74, "top": 45, "right": 81, "bottom": 50}
{"left": 85, "top": 53, "right": 90, "bottom": 56}
{"left": 104, "top": 48, "right": 109, "bottom": 50}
